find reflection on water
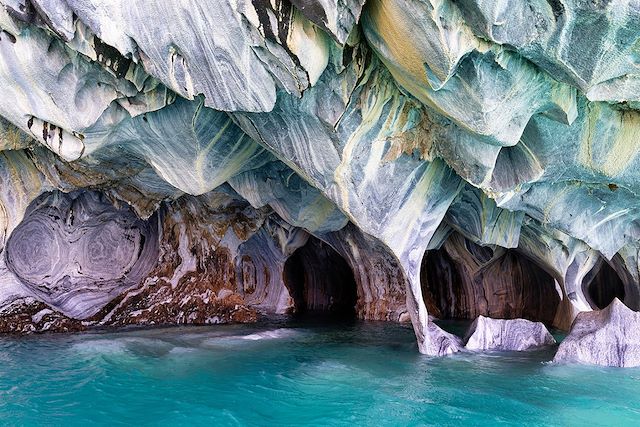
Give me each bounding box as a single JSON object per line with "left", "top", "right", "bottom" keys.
{"left": 0, "top": 317, "right": 638, "bottom": 426}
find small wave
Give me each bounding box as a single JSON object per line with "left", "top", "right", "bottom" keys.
{"left": 240, "top": 328, "right": 300, "bottom": 341}
{"left": 200, "top": 328, "right": 302, "bottom": 347}
{"left": 71, "top": 337, "right": 174, "bottom": 357}
{"left": 70, "top": 339, "right": 128, "bottom": 355}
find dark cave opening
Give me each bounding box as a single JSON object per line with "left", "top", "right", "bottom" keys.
{"left": 283, "top": 236, "right": 358, "bottom": 319}
{"left": 420, "top": 234, "right": 560, "bottom": 325}
{"left": 583, "top": 260, "right": 625, "bottom": 310}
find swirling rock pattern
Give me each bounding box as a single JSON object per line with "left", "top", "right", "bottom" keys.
{"left": 5, "top": 190, "right": 158, "bottom": 318}
{"left": 89, "top": 190, "right": 267, "bottom": 327}
{"left": 554, "top": 299, "right": 640, "bottom": 367}
{"left": 464, "top": 316, "right": 556, "bottom": 352}
{"left": 0, "top": 0, "right": 640, "bottom": 361}
{"left": 422, "top": 232, "right": 561, "bottom": 326}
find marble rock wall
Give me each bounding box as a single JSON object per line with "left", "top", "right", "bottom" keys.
{"left": 0, "top": 181, "right": 408, "bottom": 331}
{"left": 0, "top": 0, "right": 639, "bottom": 357}
{"left": 5, "top": 189, "right": 158, "bottom": 319}
{"left": 422, "top": 232, "right": 561, "bottom": 327}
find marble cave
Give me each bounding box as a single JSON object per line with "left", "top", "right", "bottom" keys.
{"left": 0, "top": 0, "right": 640, "bottom": 423}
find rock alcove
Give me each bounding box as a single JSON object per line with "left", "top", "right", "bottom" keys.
{"left": 5, "top": 190, "right": 158, "bottom": 319}
{"left": 420, "top": 233, "right": 560, "bottom": 327}
{"left": 283, "top": 236, "right": 358, "bottom": 319}
{"left": 582, "top": 260, "right": 626, "bottom": 310}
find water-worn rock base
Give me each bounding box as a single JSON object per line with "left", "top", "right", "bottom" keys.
{"left": 464, "top": 316, "right": 556, "bottom": 351}
{"left": 554, "top": 299, "right": 640, "bottom": 367}
{"left": 0, "top": 298, "right": 85, "bottom": 334}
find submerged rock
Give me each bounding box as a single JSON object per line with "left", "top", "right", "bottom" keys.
{"left": 464, "top": 316, "right": 556, "bottom": 351}
{"left": 553, "top": 299, "right": 640, "bottom": 367}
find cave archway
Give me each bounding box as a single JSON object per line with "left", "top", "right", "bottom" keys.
{"left": 420, "top": 233, "right": 560, "bottom": 325}
{"left": 283, "top": 236, "right": 357, "bottom": 318}
{"left": 582, "top": 260, "right": 625, "bottom": 309}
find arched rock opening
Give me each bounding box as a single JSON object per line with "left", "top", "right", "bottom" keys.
{"left": 283, "top": 236, "right": 358, "bottom": 318}
{"left": 5, "top": 190, "right": 158, "bottom": 319}
{"left": 582, "top": 259, "right": 626, "bottom": 310}
{"left": 420, "top": 233, "right": 560, "bottom": 325}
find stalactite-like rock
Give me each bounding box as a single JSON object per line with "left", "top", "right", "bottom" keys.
{"left": 290, "top": 0, "right": 365, "bottom": 44}
{"left": 362, "top": 0, "right": 576, "bottom": 146}
{"left": 445, "top": 185, "right": 524, "bottom": 249}
{"left": 554, "top": 299, "right": 640, "bottom": 367}
{"left": 229, "top": 160, "right": 348, "bottom": 234}
{"left": 454, "top": 0, "right": 640, "bottom": 103}
{"left": 464, "top": 316, "right": 556, "bottom": 352}
{"left": 14, "top": 0, "right": 331, "bottom": 112}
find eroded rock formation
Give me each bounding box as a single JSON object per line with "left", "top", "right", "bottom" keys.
{"left": 554, "top": 299, "right": 640, "bottom": 368}
{"left": 5, "top": 190, "right": 158, "bottom": 318}
{"left": 465, "top": 316, "right": 556, "bottom": 352}
{"left": 284, "top": 236, "right": 358, "bottom": 316}
{"left": 0, "top": 0, "right": 639, "bottom": 359}
{"left": 422, "top": 232, "right": 560, "bottom": 326}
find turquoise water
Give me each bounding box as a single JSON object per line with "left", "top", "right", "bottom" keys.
{"left": 0, "top": 319, "right": 638, "bottom": 426}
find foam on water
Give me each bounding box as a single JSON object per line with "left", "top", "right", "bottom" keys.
{"left": 240, "top": 328, "right": 301, "bottom": 340}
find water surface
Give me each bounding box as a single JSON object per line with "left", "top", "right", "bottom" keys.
{"left": 0, "top": 318, "right": 638, "bottom": 426}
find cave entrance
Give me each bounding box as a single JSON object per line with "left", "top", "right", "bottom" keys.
{"left": 420, "top": 233, "right": 560, "bottom": 326}
{"left": 283, "top": 237, "right": 357, "bottom": 319}
{"left": 583, "top": 260, "right": 625, "bottom": 309}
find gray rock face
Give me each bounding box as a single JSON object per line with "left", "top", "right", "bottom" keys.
{"left": 554, "top": 299, "right": 640, "bottom": 367}
{"left": 5, "top": 190, "right": 158, "bottom": 318}
{"left": 464, "top": 316, "right": 556, "bottom": 351}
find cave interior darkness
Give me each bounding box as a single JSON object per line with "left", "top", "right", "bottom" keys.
{"left": 420, "top": 234, "right": 561, "bottom": 326}
{"left": 583, "top": 260, "right": 626, "bottom": 310}
{"left": 283, "top": 236, "right": 358, "bottom": 320}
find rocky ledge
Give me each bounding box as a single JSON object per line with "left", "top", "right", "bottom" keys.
{"left": 0, "top": 297, "right": 85, "bottom": 334}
